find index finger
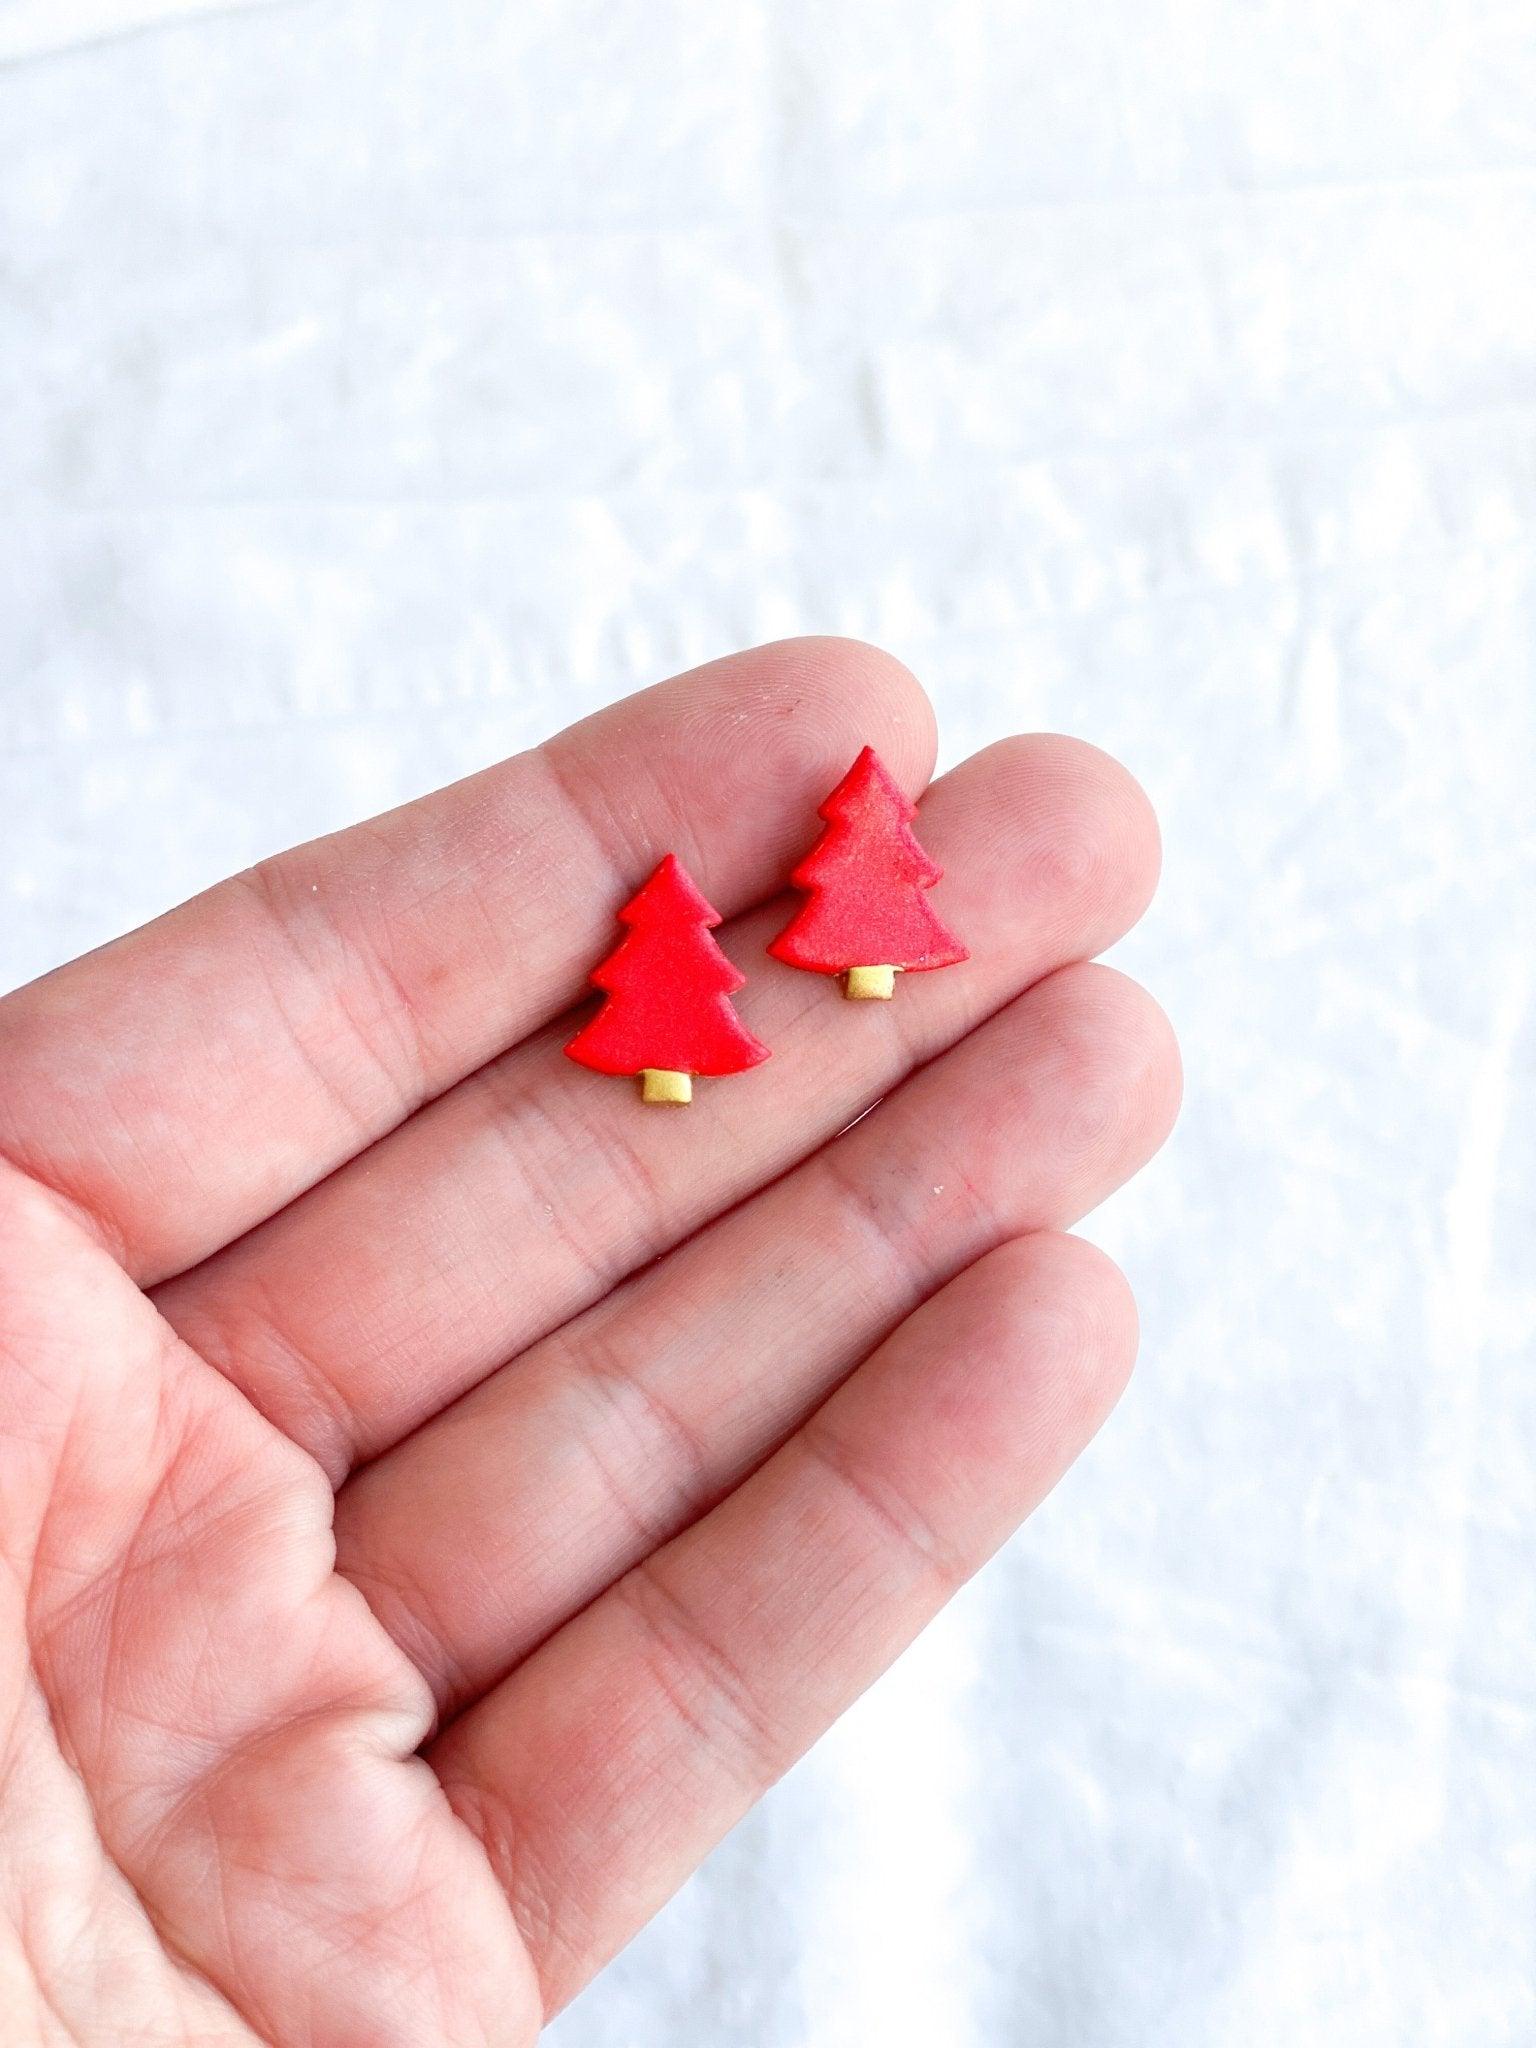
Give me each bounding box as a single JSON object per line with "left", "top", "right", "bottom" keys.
{"left": 0, "top": 639, "right": 935, "bottom": 1284}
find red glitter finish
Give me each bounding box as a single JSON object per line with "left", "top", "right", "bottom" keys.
{"left": 769, "top": 747, "right": 967, "bottom": 976}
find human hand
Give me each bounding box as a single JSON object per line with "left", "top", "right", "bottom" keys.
{"left": 0, "top": 640, "right": 1179, "bottom": 2045}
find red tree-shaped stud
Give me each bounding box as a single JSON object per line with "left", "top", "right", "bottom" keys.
{"left": 769, "top": 746, "right": 967, "bottom": 1000}
{"left": 565, "top": 854, "right": 769, "bottom": 1103}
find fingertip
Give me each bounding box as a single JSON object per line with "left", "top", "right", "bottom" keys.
{"left": 679, "top": 635, "right": 939, "bottom": 805}
{"left": 542, "top": 637, "right": 937, "bottom": 925}
{"left": 963, "top": 1228, "right": 1142, "bottom": 1443}
{"left": 940, "top": 733, "right": 1162, "bottom": 960}
{"left": 1021, "top": 961, "right": 1183, "bottom": 1169}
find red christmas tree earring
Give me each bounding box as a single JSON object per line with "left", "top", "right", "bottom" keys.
{"left": 769, "top": 746, "right": 967, "bottom": 1000}
{"left": 565, "top": 854, "right": 769, "bottom": 1103}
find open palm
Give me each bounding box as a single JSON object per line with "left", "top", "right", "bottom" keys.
{"left": 0, "top": 641, "right": 1178, "bottom": 2045}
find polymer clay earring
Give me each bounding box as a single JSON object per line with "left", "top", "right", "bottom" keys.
{"left": 565, "top": 853, "right": 769, "bottom": 1103}
{"left": 769, "top": 746, "right": 967, "bottom": 999}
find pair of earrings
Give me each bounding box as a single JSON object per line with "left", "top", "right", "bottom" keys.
{"left": 565, "top": 746, "right": 967, "bottom": 1104}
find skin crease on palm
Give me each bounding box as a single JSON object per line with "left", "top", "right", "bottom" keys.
{"left": 0, "top": 640, "right": 1180, "bottom": 2048}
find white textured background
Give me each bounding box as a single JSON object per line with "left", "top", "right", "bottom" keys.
{"left": 3, "top": 3, "right": 1534, "bottom": 2043}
